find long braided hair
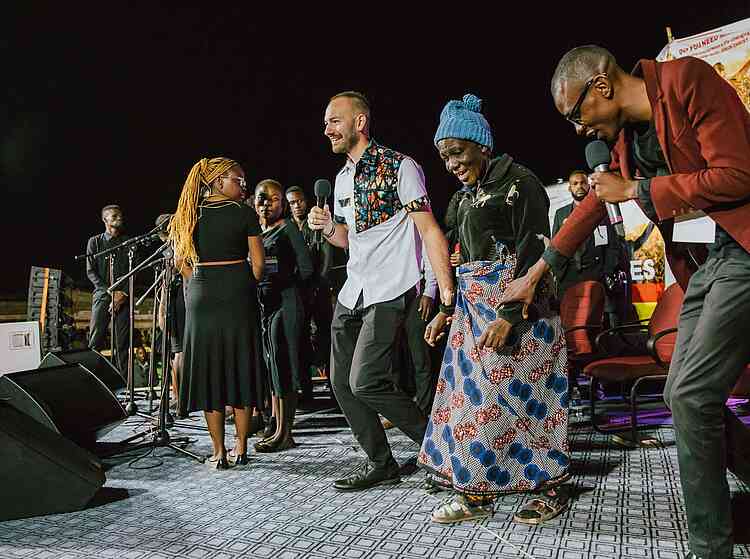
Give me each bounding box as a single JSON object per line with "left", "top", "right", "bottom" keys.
{"left": 168, "top": 157, "right": 239, "bottom": 270}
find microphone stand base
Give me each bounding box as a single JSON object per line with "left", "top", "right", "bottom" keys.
{"left": 125, "top": 401, "right": 139, "bottom": 416}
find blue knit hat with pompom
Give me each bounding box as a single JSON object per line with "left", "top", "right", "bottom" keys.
{"left": 433, "top": 93, "right": 493, "bottom": 150}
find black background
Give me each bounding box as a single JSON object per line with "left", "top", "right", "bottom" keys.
{"left": 2, "top": 3, "right": 747, "bottom": 295}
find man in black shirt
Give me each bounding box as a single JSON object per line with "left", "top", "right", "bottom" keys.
{"left": 286, "top": 186, "right": 347, "bottom": 386}
{"left": 553, "top": 169, "right": 622, "bottom": 324}
{"left": 86, "top": 204, "right": 130, "bottom": 376}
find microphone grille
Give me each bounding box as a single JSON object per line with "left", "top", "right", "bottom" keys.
{"left": 585, "top": 140, "right": 611, "bottom": 170}
{"left": 314, "top": 179, "right": 331, "bottom": 198}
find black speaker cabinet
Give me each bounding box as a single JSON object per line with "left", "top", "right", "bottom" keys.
{"left": 0, "top": 403, "right": 106, "bottom": 521}
{"left": 0, "top": 364, "right": 127, "bottom": 449}
{"left": 40, "top": 348, "right": 126, "bottom": 394}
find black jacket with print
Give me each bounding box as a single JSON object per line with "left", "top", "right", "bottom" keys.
{"left": 456, "top": 154, "right": 550, "bottom": 325}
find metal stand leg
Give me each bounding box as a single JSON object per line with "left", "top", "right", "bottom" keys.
{"left": 124, "top": 246, "right": 139, "bottom": 416}
{"left": 99, "top": 251, "right": 204, "bottom": 464}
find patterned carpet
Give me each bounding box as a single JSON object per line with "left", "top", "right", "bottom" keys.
{"left": 0, "top": 396, "right": 748, "bottom": 559}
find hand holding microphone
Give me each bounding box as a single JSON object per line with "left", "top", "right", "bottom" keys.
{"left": 585, "top": 140, "right": 638, "bottom": 237}
{"left": 308, "top": 179, "right": 334, "bottom": 244}
{"left": 312, "top": 179, "right": 332, "bottom": 245}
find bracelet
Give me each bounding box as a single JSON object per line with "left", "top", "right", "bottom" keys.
{"left": 322, "top": 221, "right": 336, "bottom": 238}
{"left": 438, "top": 303, "right": 455, "bottom": 315}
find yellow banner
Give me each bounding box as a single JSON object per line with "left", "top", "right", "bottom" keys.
{"left": 657, "top": 17, "right": 750, "bottom": 112}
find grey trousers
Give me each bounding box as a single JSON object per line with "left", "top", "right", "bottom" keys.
{"left": 664, "top": 252, "right": 750, "bottom": 559}
{"left": 331, "top": 288, "right": 428, "bottom": 469}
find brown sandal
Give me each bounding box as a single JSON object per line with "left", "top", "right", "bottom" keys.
{"left": 254, "top": 435, "right": 297, "bottom": 453}
{"left": 513, "top": 486, "right": 571, "bottom": 525}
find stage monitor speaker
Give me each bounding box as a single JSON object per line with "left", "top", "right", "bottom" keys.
{"left": 0, "top": 403, "right": 105, "bottom": 521}
{"left": 0, "top": 364, "right": 127, "bottom": 449}
{"left": 40, "top": 348, "right": 126, "bottom": 394}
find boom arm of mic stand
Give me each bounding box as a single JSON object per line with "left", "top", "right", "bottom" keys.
{"left": 108, "top": 241, "right": 169, "bottom": 293}
{"left": 74, "top": 221, "right": 164, "bottom": 263}
{"left": 136, "top": 268, "right": 166, "bottom": 308}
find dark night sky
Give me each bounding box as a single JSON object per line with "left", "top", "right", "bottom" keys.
{"left": 2, "top": 3, "right": 747, "bottom": 295}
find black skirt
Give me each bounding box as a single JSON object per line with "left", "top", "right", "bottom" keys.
{"left": 178, "top": 262, "right": 258, "bottom": 415}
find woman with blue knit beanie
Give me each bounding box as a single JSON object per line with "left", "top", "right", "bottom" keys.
{"left": 419, "top": 94, "right": 571, "bottom": 524}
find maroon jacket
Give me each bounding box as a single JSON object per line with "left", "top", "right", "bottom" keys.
{"left": 546, "top": 57, "right": 750, "bottom": 289}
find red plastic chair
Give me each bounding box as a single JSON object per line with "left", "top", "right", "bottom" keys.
{"left": 559, "top": 281, "right": 607, "bottom": 404}
{"left": 560, "top": 281, "right": 606, "bottom": 357}
{"left": 583, "top": 283, "right": 685, "bottom": 444}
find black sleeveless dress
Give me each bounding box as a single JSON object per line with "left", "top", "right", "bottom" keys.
{"left": 178, "top": 200, "right": 262, "bottom": 415}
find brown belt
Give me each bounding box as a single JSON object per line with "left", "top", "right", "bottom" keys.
{"left": 193, "top": 259, "right": 245, "bottom": 267}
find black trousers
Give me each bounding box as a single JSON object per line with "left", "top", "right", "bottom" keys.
{"left": 331, "top": 288, "right": 427, "bottom": 469}
{"left": 402, "top": 294, "right": 435, "bottom": 415}
{"left": 89, "top": 290, "right": 129, "bottom": 375}
{"left": 663, "top": 251, "right": 750, "bottom": 559}
{"left": 310, "top": 286, "right": 334, "bottom": 369}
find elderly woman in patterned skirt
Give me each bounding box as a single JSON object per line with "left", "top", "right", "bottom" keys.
{"left": 421, "top": 94, "right": 571, "bottom": 524}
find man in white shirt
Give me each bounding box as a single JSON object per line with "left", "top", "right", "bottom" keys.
{"left": 309, "top": 91, "right": 454, "bottom": 491}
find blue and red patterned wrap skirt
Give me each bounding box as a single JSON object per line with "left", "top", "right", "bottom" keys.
{"left": 418, "top": 256, "right": 570, "bottom": 497}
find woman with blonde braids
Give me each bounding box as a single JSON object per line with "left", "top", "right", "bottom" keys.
{"left": 170, "top": 157, "right": 264, "bottom": 470}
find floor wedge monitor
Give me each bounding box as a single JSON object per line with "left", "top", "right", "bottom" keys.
{"left": 40, "top": 348, "right": 126, "bottom": 394}
{"left": 0, "top": 403, "right": 106, "bottom": 521}
{"left": 0, "top": 363, "right": 127, "bottom": 449}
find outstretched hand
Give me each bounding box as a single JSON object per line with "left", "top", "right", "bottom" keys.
{"left": 424, "top": 311, "right": 452, "bottom": 347}
{"left": 477, "top": 318, "right": 512, "bottom": 350}
{"left": 498, "top": 273, "right": 537, "bottom": 306}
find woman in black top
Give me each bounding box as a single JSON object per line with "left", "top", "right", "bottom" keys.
{"left": 169, "top": 157, "right": 264, "bottom": 469}
{"left": 253, "top": 179, "right": 313, "bottom": 452}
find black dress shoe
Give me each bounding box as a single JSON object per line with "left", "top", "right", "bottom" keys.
{"left": 399, "top": 455, "right": 419, "bottom": 476}
{"left": 333, "top": 462, "right": 401, "bottom": 491}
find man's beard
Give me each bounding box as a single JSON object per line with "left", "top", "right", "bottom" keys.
{"left": 340, "top": 123, "right": 359, "bottom": 153}
{"left": 571, "top": 191, "right": 588, "bottom": 202}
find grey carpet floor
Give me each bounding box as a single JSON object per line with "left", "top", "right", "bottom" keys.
{"left": 1, "top": 400, "right": 748, "bottom": 559}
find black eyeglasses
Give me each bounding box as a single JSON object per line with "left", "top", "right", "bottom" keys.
{"left": 564, "top": 73, "right": 605, "bottom": 125}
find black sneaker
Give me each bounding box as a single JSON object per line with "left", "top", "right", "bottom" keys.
{"left": 333, "top": 462, "right": 401, "bottom": 491}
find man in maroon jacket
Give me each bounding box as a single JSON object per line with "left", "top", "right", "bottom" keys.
{"left": 501, "top": 45, "right": 750, "bottom": 559}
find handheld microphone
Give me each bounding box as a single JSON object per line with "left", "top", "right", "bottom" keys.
{"left": 313, "top": 179, "right": 332, "bottom": 245}
{"left": 585, "top": 140, "right": 625, "bottom": 237}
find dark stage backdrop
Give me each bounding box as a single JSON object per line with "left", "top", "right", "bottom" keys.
{"left": 1, "top": 3, "right": 747, "bottom": 295}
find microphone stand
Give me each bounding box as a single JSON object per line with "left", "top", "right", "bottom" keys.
{"left": 125, "top": 245, "right": 137, "bottom": 415}
{"left": 97, "top": 246, "right": 204, "bottom": 464}
{"left": 137, "top": 265, "right": 165, "bottom": 411}
{"left": 103, "top": 235, "right": 165, "bottom": 417}
{"left": 109, "top": 256, "right": 116, "bottom": 369}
